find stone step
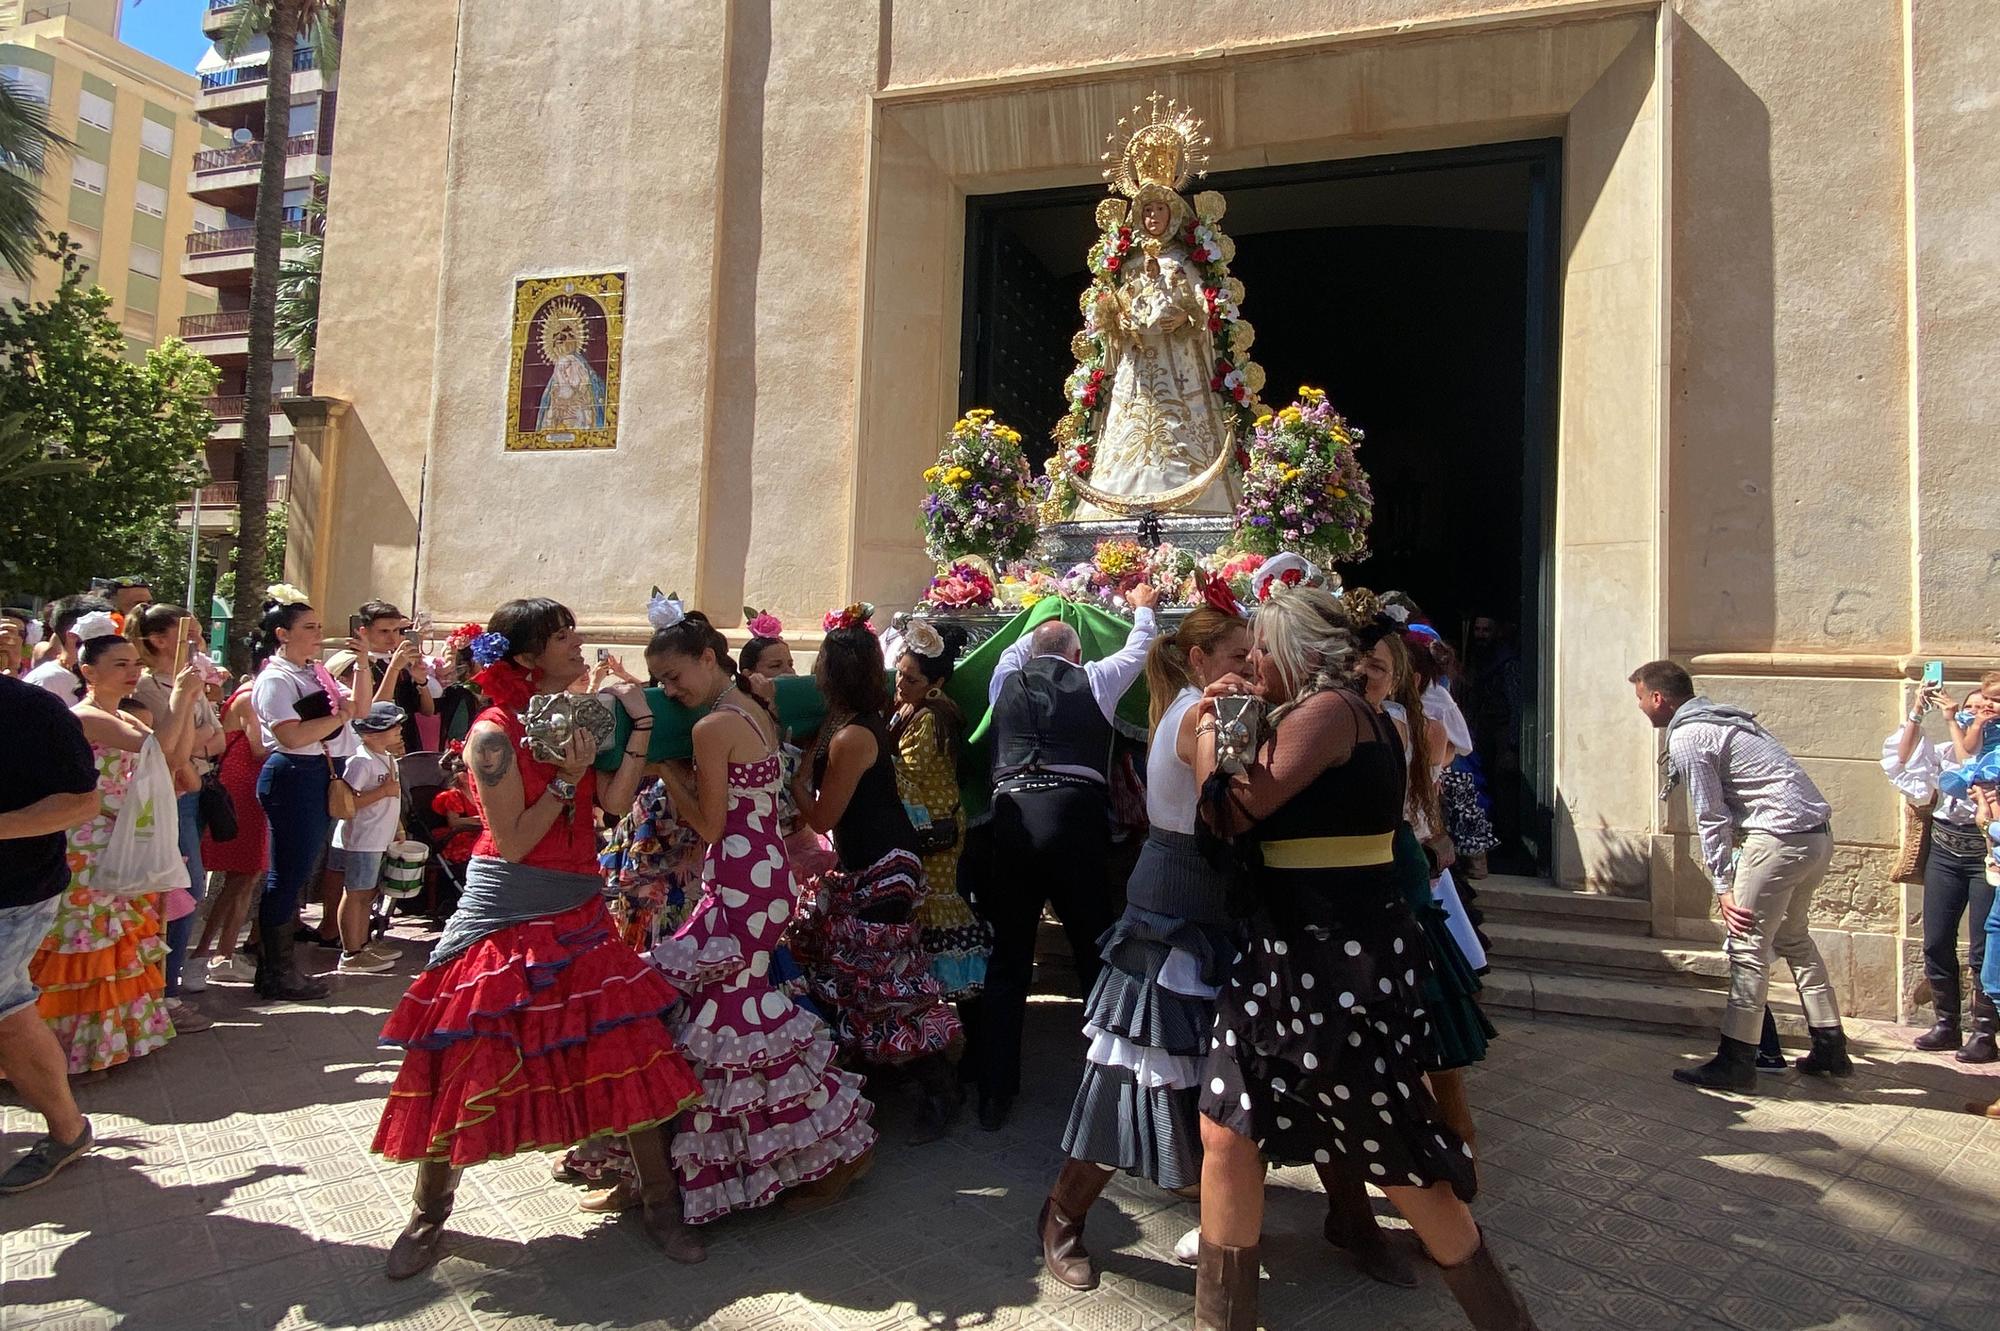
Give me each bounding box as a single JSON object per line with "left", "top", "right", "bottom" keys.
{"left": 1481, "top": 966, "right": 1806, "bottom": 1037}
{"left": 1472, "top": 876, "right": 1653, "bottom": 937}
{"left": 1482, "top": 920, "right": 1732, "bottom": 988}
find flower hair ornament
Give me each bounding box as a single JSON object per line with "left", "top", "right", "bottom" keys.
{"left": 1194, "top": 569, "right": 1246, "bottom": 618}
{"left": 743, "top": 606, "right": 784, "bottom": 639}
{"left": 71, "top": 610, "right": 122, "bottom": 644}
{"left": 903, "top": 618, "right": 946, "bottom": 660}
{"left": 1248, "top": 552, "right": 1324, "bottom": 604}
{"left": 647, "top": 588, "right": 685, "bottom": 631}
{"left": 444, "top": 621, "right": 486, "bottom": 655}
{"left": 468, "top": 632, "right": 512, "bottom": 669}
{"left": 265, "top": 582, "right": 310, "bottom": 607}
{"left": 823, "top": 602, "right": 875, "bottom": 634}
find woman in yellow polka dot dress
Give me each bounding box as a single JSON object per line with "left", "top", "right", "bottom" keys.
{"left": 888, "top": 622, "right": 991, "bottom": 1001}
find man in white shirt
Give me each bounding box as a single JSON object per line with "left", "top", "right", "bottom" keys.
{"left": 23, "top": 596, "right": 112, "bottom": 701}
{"left": 968, "top": 584, "right": 1160, "bottom": 1131}
{"left": 1632, "top": 659, "right": 1848, "bottom": 1091}
{"left": 328, "top": 601, "right": 437, "bottom": 753}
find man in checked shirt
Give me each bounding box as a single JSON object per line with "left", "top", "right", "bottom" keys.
{"left": 1631, "top": 660, "right": 1852, "bottom": 1091}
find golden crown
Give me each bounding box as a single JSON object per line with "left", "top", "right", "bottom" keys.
{"left": 1101, "top": 92, "right": 1210, "bottom": 198}
{"left": 538, "top": 297, "right": 590, "bottom": 364}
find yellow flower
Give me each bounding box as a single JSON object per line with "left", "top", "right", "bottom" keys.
{"left": 1333, "top": 488, "right": 1347, "bottom": 499}
{"left": 1277, "top": 406, "right": 1303, "bottom": 426}
{"left": 923, "top": 466, "right": 941, "bottom": 483}
{"left": 1299, "top": 386, "right": 1326, "bottom": 402}
{"left": 1021, "top": 592, "right": 1045, "bottom": 608}
{"left": 1254, "top": 413, "right": 1274, "bottom": 429}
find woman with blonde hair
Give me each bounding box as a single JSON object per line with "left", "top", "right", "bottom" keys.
{"left": 1190, "top": 584, "right": 1538, "bottom": 1331}
{"left": 1035, "top": 578, "right": 1251, "bottom": 1291}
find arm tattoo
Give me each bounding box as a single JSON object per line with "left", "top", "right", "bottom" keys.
{"left": 469, "top": 729, "right": 514, "bottom": 784}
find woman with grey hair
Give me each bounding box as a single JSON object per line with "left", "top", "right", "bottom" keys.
{"left": 1187, "top": 586, "right": 1539, "bottom": 1331}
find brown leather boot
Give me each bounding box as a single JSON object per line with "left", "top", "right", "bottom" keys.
{"left": 1037, "top": 1158, "right": 1113, "bottom": 1290}
{"left": 385, "top": 1160, "right": 460, "bottom": 1280}
{"left": 1314, "top": 1160, "right": 1418, "bottom": 1288}
{"left": 1439, "top": 1231, "right": 1540, "bottom": 1330}
{"left": 1193, "top": 1236, "right": 1258, "bottom": 1331}
{"left": 623, "top": 1129, "right": 704, "bottom": 1264}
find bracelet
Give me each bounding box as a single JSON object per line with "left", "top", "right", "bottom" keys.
{"left": 627, "top": 718, "right": 655, "bottom": 730}
{"left": 1195, "top": 721, "right": 1217, "bottom": 735}
{"left": 623, "top": 747, "right": 648, "bottom": 761}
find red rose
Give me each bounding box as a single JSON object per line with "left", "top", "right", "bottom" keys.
{"left": 1118, "top": 226, "right": 1131, "bottom": 241}
{"left": 1208, "top": 317, "right": 1223, "bottom": 332}
{"left": 1106, "top": 257, "right": 1121, "bottom": 272}
{"left": 1232, "top": 384, "right": 1248, "bottom": 403}
{"left": 1281, "top": 568, "right": 1303, "bottom": 588}
{"left": 1209, "top": 376, "right": 1224, "bottom": 392}
{"left": 1204, "top": 287, "right": 1220, "bottom": 303}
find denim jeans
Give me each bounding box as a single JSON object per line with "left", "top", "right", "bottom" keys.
{"left": 0, "top": 895, "right": 62, "bottom": 1020}
{"left": 165, "top": 789, "right": 205, "bottom": 995}
{"left": 257, "top": 753, "right": 338, "bottom": 933}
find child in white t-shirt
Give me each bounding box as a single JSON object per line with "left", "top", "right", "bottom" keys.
{"left": 334, "top": 702, "right": 407, "bottom": 975}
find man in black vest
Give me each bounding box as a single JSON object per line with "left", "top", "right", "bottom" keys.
{"left": 970, "top": 582, "right": 1160, "bottom": 1131}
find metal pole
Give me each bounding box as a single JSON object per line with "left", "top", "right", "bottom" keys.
{"left": 185, "top": 484, "right": 201, "bottom": 610}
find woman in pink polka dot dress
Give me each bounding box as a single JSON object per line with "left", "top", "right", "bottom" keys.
{"left": 645, "top": 613, "right": 877, "bottom": 1225}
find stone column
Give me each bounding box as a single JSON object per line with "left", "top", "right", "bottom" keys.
{"left": 279, "top": 395, "right": 350, "bottom": 610}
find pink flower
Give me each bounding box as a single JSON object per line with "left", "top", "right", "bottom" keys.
{"left": 747, "top": 611, "right": 784, "bottom": 638}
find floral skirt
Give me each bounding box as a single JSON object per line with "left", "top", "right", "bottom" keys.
{"left": 792, "top": 848, "right": 964, "bottom": 1066}
{"left": 913, "top": 852, "right": 992, "bottom": 1001}
{"left": 371, "top": 897, "right": 703, "bottom": 1168}
{"left": 33, "top": 889, "right": 173, "bottom": 1074}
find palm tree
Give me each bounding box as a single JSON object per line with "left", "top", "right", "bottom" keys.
{"left": 0, "top": 410, "right": 86, "bottom": 487}
{"left": 274, "top": 184, "right": 324, "bottom": 373}
{"left": 0, "top": 74, "right": 67, "bottom": 283}
{"left": 217, "top": 1, "right": 340, "bottom": 671}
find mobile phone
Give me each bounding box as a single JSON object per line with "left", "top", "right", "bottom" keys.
{"left": 348, "top": 614, "right": 363, "bottom": 637}
{"left": 595, "top": 647, "right": 611, "bottom": 664}
{"left": 1922, "top": 660, "right": 1943, "bottom": 688}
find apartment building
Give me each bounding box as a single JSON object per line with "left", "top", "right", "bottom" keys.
{"left": 0, "top": 5, "right": 224, "bottom": 361}
{"left": 176, "top": 0, "right": 340, "bottom": 533}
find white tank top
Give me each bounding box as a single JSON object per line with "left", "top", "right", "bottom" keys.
{"left": 1146, "top": 687, "right": 1202, "bottom": 834}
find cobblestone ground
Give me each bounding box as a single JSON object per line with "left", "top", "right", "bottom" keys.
{"left": 4, "top": 925, "right": 1998, "bottom": 1331}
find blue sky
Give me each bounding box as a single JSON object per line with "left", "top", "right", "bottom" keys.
{"left": 120, "top": 0, "right": 211, "bottom": 74}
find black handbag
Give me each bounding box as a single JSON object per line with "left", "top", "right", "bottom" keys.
{"left": 198, "top": 768, "right": 239, "bottom": 843}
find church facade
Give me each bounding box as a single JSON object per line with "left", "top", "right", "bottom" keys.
{"left": 295, "top": 0, "right": 1997, "bottom": 1024}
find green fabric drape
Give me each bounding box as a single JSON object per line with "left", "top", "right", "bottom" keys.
{"left": 595, "top": 673, "right": 828, "bottom": 769}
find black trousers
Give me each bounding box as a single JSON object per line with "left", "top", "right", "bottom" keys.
{"left": 1922, "top": 840, "right": 1996, "bottom": 1021}
{"left": 963, "top": 784, "right": 1116, "bottom": 1101}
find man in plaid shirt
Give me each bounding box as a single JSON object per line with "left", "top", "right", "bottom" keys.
{"left": 1632, "top": 660, "right": 1851, "bottom": 1091}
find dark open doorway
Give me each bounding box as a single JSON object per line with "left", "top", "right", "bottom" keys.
{"left": 962, "top": 140, "right": 1561, "bottom": 875}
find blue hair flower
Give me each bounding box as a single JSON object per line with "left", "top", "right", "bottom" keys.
{"left": 469, "top": 631, "right": 512, "bottom": 668}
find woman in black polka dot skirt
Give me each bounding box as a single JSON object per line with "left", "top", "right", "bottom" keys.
{"left": 1188, "top": 587, "right": 1539, "bottom": 1331}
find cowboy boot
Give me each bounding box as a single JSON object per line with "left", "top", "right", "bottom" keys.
{"left": 1956, "top": 992, "right": 1997, "bottom": 1065}
{"left": 1672, "top": 1035, "right": 1758, "bottom": 1091}
{"left": 623, "top": 1128, "right": 704, "bottom": 1264}
{"left": 1037, "top": 1159, "right": 1112, "bottom": 1290}
{"left": 1439, "top": 1230, "right": 1541, "bottom": 1330}
{"left": 1193, "top": 1236, "right": 1259, "bottom": 1331}
{"left": 1914, "top": 980, "right": 1962, "bottom": 1052}
{"left": 385, "top": 1160, "right": 460, "bottom": 1280}
{"left": 1314, "top": 1159, "right": 1418, "bottom": 1288}
{"left": 1794, "top": 1025, "right": 1854, "bottom": 1078}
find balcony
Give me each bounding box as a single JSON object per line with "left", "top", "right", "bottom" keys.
{"left": 202, "top": 0, "right": 242, "bottom": 36}
{"left": 201, "top": 396, "right": 295, "bottom": 443}
{"left": 178, "top": 476, "right": 291, "bottom": 533}
{"left": 206, "top": 395, "right": 247, "bottom": 420}
{"left": 178, "top": 309, "right": 251, "bottom": 359}
{"left": 180, "top": 212, "right": 313, "bottom": 287}
{"left": 196, "top": 47, "right": 327, "bottom": 117}
{"left": 189, "top": 133, "right": 322, "bottom": 207}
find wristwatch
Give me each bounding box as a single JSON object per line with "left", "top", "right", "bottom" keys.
{"left": 549, "top": 776, "right": 578, "bottom": 805}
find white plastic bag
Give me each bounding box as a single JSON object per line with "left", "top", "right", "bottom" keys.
{"left": 95, "top": 736, "right": 186, "bottom": 898}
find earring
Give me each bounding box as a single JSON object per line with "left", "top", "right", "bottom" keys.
{"left": 926, "top": 685, "right": 944, "bottom": 701}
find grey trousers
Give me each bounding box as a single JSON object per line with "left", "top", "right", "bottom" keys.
{"left": 1721, "top": 829, "right": 1840, "bottom": 1043}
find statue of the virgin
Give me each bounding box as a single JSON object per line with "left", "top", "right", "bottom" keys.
{"left": 1051, "top": 95, "right": 1265, "bottom": 522}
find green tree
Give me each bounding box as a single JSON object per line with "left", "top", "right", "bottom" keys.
{"left": 0, "top": 236, "right": 217, "bottom": 598}
{"left": 219, "top": 0, "right": 341, "bottom": 671}
{"left": 275, "top": 183, "right": 325, "bottom": 371}
{"left": 0, "top": 74, "right": 67, "bottom": 282}
{"left": 0, "top": 410, "right": 86, "bottom": 486}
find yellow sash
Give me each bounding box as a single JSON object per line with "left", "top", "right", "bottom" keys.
{"left": 1259, "top": 832, "right": 1396, "bottom": 870}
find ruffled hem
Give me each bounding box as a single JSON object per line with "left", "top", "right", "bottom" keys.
{"left": 1061, "top": 1063, "right": 1201, "bottom": 1191}
{"left": 671, "top": 999, "right": 825, "bottom": 1075}
{"left": 650, "top": 929, "right": 747, "bottom": 991}
{"left": 683, "top": 1031, "right": 842, "bottom": 1118}
{"left": 371, "top": 898, "right": 703, "bottom": 1167}
{"left": 673, "top": 1071, "right": 871, "bottom": 1173}
{"left": 927, "top": 949, "right": 987, "bottom": 1001}
{"left": 1416, "top": 904, "right": 1496, "bottom": 1070}
{"left": 1082, "top": 1025, "right": 1201, "bottom": 1089}
{"left": 46, "top": 999, "right": 174, "bottom": 1075}
{"left": 1080, "top": 951, "right": 1214, "bottom": 1058}
{"left": 677, "top": 1117, "right": 877, "bottom": 1226}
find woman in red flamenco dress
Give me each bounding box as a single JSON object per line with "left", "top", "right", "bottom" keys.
{"left": 371, "top": 598, "right": 706, "bottom": 1277}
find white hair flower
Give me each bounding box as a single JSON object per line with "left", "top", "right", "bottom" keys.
{"left": 647, "top": 590, "right": 685, "bottom": 631}
{"left": 71, "top": 611, "right": 122, "bottom": 643}
{"left": 903, "top": 619, "right": 945, "bottom": 660}
{"left": 266, "top": 582, "right": 310, "bottom": 607}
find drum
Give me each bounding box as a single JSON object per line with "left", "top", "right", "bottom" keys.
{"left": 382, "top": 840, "right": 430, "bottom": 899}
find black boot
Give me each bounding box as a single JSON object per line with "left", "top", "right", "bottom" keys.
{"left": 1439, "top": 1230, "right": 1541, "bottom": 1330}
{"left": 1794, "top": 1025, "right": 1853, "bottom": 1077}
{"left": 1956, "top": 994, "right": 1996, "bottom": 1065}
{"left": 385, "top": 1160, "right": 460, "bottom": 1279}
{"left": 1315, "top": 1159, "right": 1419, "bottom": 1287}
{"left": 1914, "top": 983, "right": 1962, "bottom": 1052}
{"left": 910, "top": 1056, "right": 963, "bottom": 1144}
{"left": 1672, "top": 1035, "right": 1758, "bottom": 1091}
{"left": 1755, "top": 1008, "right": 1789, "bottom": 1071}
{"left": 254, "top": 926, "right": 329, "bottom": 1002}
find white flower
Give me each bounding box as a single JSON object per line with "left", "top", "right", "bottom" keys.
{"left": 71, "top": 611, "right": 121, "bottom": 643}
{"left": 647, "top": 592, "right": 685, "bottom": 630}
{"left": 1384, "top": 604, "right": 1410, "bottom": 625}
{"left": 903, "top": 619, "right": 945, "bottom": 659}
{"left": 266, "top": 581, "right": 309, "bottom": 606}
{"left": 1223, "top": 369, "right": 1246, "bottom": 391}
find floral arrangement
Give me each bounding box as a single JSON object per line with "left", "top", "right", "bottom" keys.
{"left": 743, "top": 607, "right": 784, "bottom": 638}
{"left": 1232, "top": 387, "right": 1373, "bottom": 567}
{"left": 1044, "top": 189, "right": 1266, "bottom": 519}
{"left": 921, "top": 409, "right": 1039, "bottom": 563}
{"left": 823, "top": 603, "right": 875, "bottom": 634}
{"left": 924, "top": 560, "right": 995, "bottom": 610}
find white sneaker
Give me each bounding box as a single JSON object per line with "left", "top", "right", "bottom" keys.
{"left": 207, "top": 954, "right": 254, "bottom": 984}
{"left": 1174, "top": 1226, "right": 1200, "bottom": 1265}
{"left": 178, "top": 964, "right": 208, "bottom": 993}
{"left": 336, "top": 950, "right": 397, "bottom": 975}
{"left": 362, "top": 938, "right": 400, "bottom": 962}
